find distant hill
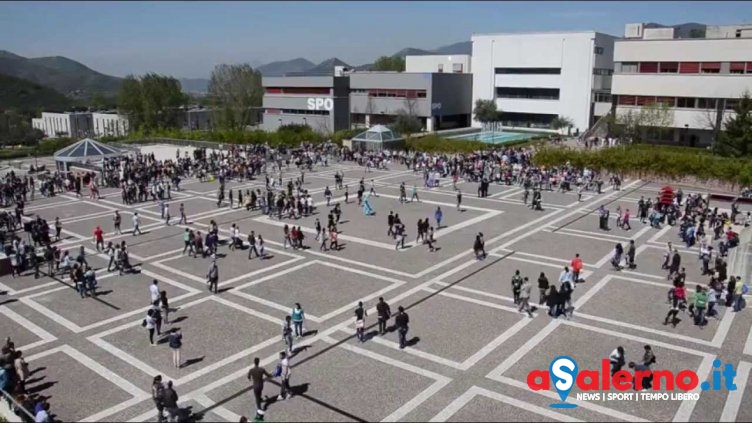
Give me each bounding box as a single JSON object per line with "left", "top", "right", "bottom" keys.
{"left": 253, "top": 40, "right": 473, "bottom": 76}
{"left": 0, "top": 51, "right": 122, "bottom": 99}
{"left": 304, "top": 58, "right": 350, "bottom": 75}
{"left": 257, "top": 58, "right": 315, "bottom": 76}
{"left": 0, "top": 73, "right": 73, "bottom": 112}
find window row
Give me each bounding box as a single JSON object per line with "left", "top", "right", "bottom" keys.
{"left": 617, "top": 61, "right": 752, "bottom": 74}
{"left": 593, "top": 92, "right": 613, "bottom": 103}
{"left": 496, "top": 87, "right": 560, "bottom": 100}
{"left": 367, "top": 89, "right": 427, "bottom": 98}
{"left": 495, "top": 67, "right": 561, "bottom": 75}
{"left": 593, "top": 68, "right": 614, "bottom": 76}
{"left": 616, "top": 95, "right": 741, "bottom": 110}
{"left": 265, "top": 87, "right": 331, "bottom": 95}
{"left": 264, "top": 109, "right": 330, "bottom": 116}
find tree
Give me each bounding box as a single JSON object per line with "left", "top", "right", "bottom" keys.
{"left": 392, "top": 98, "right": 422, "bottom": 139}
{"left": 715, "top": 92, "right": 752, "bottom": 157}
{"left": 207, "top": 64, "right": 263, "bottom": 131}
{"left": 473, "top": 99, "right": 501, "bottom": 132}
{"left": 611, "top": 102, "right": 672, "bottom": 143}
{"left": 117, "top": 74, "right": 187, "bottom": 131}
{"left": 0, "top": 111, "right": 44, "bottom": 147}
{"left": 372, "top": 56, "right": 405, "bottom": 72}
{"left": 551, "top": 116, "right": 575, "bottom": 135}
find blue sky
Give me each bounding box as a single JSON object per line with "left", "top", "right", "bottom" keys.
{"left": 0, "top": 1, "right": 749, "bottom": 78}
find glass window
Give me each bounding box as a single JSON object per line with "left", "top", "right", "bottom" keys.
{"left": 594, "top": 46, "right": 604, "bottom": 55}
{"left": 620, "top": 62, "right": 638, "bottom": 73}
{"left": 677, "top": 97, "right": 696, "bottom": 108}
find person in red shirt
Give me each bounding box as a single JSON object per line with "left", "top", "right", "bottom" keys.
{"left": 93, "top": 226, "right": 104, "bottom": 252}
{"left": 570, "top": 253, "right": 583, "bottom": 283}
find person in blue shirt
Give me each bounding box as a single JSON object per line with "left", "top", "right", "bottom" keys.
{"left": 291, "top": 303, "right": 305, "bottom": 338}
{"left": 435, "top": 206, "right": 443, "bottom": 229}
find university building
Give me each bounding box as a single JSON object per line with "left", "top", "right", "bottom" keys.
{"left": 611, "top": 23, "right": 752, "bottom": 146}
{"left": 260, "top": 63, "right": 473, "bottom": 134}
{"left": 471, "top": 31, "right": 617, "bottom": 134}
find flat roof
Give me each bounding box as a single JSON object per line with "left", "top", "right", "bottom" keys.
{"left": 472, "top": 30, "right": 617, "bottom": 38}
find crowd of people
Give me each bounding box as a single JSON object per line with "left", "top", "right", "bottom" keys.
{"left": 1, "top": 139, "right": 749, "bottom": 422}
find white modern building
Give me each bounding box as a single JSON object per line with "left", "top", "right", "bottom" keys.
{"left": 612, "top": 23, "right": 752, "bottom": 146}
{"left": 32, "top": 112, "right": 95, "bottom": 139}
{"left": 92, "top": 112, "right": 129, "bottom": 137}
{"left": 471, "top": 31, "right": 617, "bottom": 134}
{"left": 405, "top": 55, "right": 471, "bottom": 74}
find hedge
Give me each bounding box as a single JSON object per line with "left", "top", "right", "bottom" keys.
{"left": 532, "top": 144, "right": 752, "bottom": 188}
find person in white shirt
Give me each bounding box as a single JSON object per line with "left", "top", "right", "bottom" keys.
{"left": 164, "top": 204, "right": 170, "bottom": 225}
{"left": 150, "top": 279, "right": 160, "bottom": 304}
{"left": 276, "top": 351, "right": 292, "bottom": 401}
{"left": 132, "top": 212, "right": 142, "bottom": 236}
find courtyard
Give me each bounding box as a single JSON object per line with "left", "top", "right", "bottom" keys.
{"left": 1, "top": 153, "right": 751, "bottom": 422}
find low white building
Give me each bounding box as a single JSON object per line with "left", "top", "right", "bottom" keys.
{"left": 31, "top": 112, "right": 94, "bottom": 139}
{"left": 405, "top": 55, "right": 471, "bottom": 74}
{"left": 92, "top": 112, "right": 129, "bottom": 137}
{"left": 471, "top": 31, "right": 617, "bottom": 134}
{"left": 612, "top": 23, "right": 752, "bottom": 146}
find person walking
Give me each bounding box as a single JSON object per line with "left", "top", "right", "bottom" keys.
{"left": 693, "top": 285, "right": 708, "bottom": 327}
{"left": 456, "top": 189, "right": 462, "bottom": 211}
{"left": 247, "top": 357, "right": 273, "bottom": 413}
{"left": 178, "top": 203, "right": 187, "bottom": 225}
{"left": 132, "top": 212, "right": 142, "bottom": 236}
{"left": 538, "top": 272, "right": 550, "bottom": 305}
{"left": 169, "top": 328, "right": 182, "bottom": 368}
{"left": 152, "top": 375, "right": 166, "bottom": 423}
{"left": 144, "top": 309, "right": 157, "bottom": 346}
{"left": 435, "top": 206, "right": 443, "bottom": 229}
{"left": 93, "top": 226, "right": 104, "bottom": 252}
{"left": 114, "top": 211, "right": 122, "bottom": 235}
{"left": 518, "top": 277, "right": 534, "bottom": 318}
{"left": 207, "top": 256, "right": 219, "bottom": 294}
{"left": 163, "top": 380, "right": 179, "bottom": 423}
{"left": 275, "top": 351, "right": 292, "bottom": 401}
{"left": 291, "top": 303, "right": 305, "bottom": 338}
{"left": 160, "top": 290, "right": 171, "bottom": 324}
{"left": 354, "top": 301, "right": 367, "bottom": 342}
{"left": 282, "top": 315, "right": 294, "bottom": 354}
{"left": 511, "top": 270, "right": 523, "bottom": 305}
{"left": 376, "top": 297, "right": 391, "bottom": 336}
{"left": 394, "top": 306, "right": 410, "bottom": 349}
{"left": 609, "top": 346, "right": 626, "bottom": 376}
{"left": 570, "top": 254, "right": 583, "bottom": 283}
{"left": 164, "top": 203, "right": 171, "bottom": 226}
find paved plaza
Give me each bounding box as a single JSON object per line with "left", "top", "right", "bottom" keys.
{"left": 2, "top": 152, "right": 752, "bottom": 422}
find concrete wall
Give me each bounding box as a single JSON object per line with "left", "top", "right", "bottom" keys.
{"left": 406, "top": 55, "right": 471, "bottom": 73}
{"left": 614, "top": 37, "right": 752, "bottom": 62}
{"left": 472, "top": 31, "right": 615, "bottom": 133}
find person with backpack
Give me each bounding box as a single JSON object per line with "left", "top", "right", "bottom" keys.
{"left": 207, "top": 257, "right": 219, "bottom": 294}
{"left": 376, "top": 297, "right": 391, "bottom": 336}
{"left": 511, "top": 270, "right": 523, "bottom": 305}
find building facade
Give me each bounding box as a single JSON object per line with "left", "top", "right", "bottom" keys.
{"left": 261, "top": 71, "right": 472, "bottom": 134}
{"left": 92, "top": 112, "right": 129, "bottom": 137}
{"left": 612, "top": 23, "right": 752, "bottom": 146}
{"left": 32, "top": 112, "right": 95, "bottom": 139}
{"left": 261, "top": 76, "right": 351, "bottom": 133}
{"left": 405, "top": 55, "right": 472, "bottom": 74}
{"left": 471, "top": 31, "right": 616, "bottom": 133}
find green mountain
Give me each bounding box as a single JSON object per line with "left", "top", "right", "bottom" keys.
{"left": 0, "top": 50, "right": 122, "bottom": 99}
{"left": 0, "top": 73, "right": 73, "bottom": 113}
